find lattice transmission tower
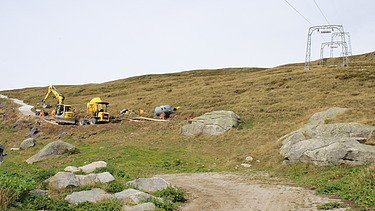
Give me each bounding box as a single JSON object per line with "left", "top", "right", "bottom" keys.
{"left": 320, "top": 41, "right": 348, "bottom": 65}
{"left": 304, "top": 25, "right": 349, "bottom": 70}
{"left": 330, "top": 32, "right": 352, "bottom": 57}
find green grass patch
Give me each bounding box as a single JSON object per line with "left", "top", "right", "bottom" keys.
{"left": 317, "top": 202, "right": 346, "bottom": 210}
{"left": 275, "top": 163, "right": 375, "bottom": 209}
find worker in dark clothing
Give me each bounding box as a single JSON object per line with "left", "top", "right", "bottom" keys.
{"left": 0, "top": 144, "right": 6, "bottom": 164}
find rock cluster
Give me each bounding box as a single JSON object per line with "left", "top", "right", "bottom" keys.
{"left": 64, "top": 176, "right": 169, "bottom": 210}
{"left": 182, "top": 110, "right": 240, "bottom": 136}
{"left": 48, "top": 161, "right": 114, "bottom": 190}
{"left": 279, "top": 107, "right": 375, "bottom": 166}
{"left": 47, "top": 162, "right": 169, "bottom": 210}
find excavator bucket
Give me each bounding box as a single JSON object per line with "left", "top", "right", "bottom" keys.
{"left": 42, "top": 103, "right": 51, "bottom": 109}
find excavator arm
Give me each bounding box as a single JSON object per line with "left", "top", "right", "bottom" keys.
{"left": 42, "top": 85, "right": 65, "bottom": 107}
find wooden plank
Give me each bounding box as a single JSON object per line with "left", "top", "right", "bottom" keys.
{"left": 129, "top": 116, "right": 169, "bottom": 122}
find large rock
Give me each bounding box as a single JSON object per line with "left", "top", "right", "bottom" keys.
{"left": 123, "top": 202, "right": 156, "bottom": 211}
{"left": 20, "top": 138, "right": 35, "bottom": 150}
{"left": 65, "top": 188, "right": 113, "bottom": 204}
{"left": 96, "top": 172, "right": 115, "bottom": 183}
{"left": 182, "top": 110, "right": 240, "bottom": 136}
{"left": 76, "top": 172, "right": 115, "bottom": 186}
{"left": 48, "top": 172, "right": 79, "bottom": 190}
{"left": 76, "top": 174, "right": 98, "bottom": 186}
{"left": 114, "top": 189, "right": 154, "bottom": 204}
{"left": 126, "top": 177, "right": 169, "bottom": 192}
{"left": 280, "top": 107, "right": 375, "bottom": 166}
{"left": 26, "top": 140, "right": 76, "bottom": 164}
{"left": 79, "top": 161, "right": 107, "bottom": 173}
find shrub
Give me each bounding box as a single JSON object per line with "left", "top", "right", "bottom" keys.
{"left": 16, "top": 195, "right": 71, "bottom": 211}
{"left": 74, "top": 199, "right": 122, "bottom": 211}
{"left": 147, "top": 197, "right": 175, "bottom": 211}
{"left": 34, "top": 169, "right": 56, "bottom": 182}
{"left": 154, "top": 186, "right": 186, "bottom": 203}
{"left": 105, "top": 181, "right": 126, "bottom": 193}
{"left": 0, "top": 172, "right": 36, "bottom": 209}
{"left": 0, "top": 186, "right": 16, "bottom": 210}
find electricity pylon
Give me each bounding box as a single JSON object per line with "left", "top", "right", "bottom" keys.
{"left": 304, "top": 25, "right": 349, "bottom": 70}
{"left": 330, "top": 32, "right": 352, "bottom": 57}
{"left": 320, "top": 41, "right": 348, "bottom": 65}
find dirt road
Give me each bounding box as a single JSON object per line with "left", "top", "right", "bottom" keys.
{"left": 158, "top": 172, "right": 346, "bottom": 211}
{"left": 0, "top": 94, "right": 35, "bottom": 116}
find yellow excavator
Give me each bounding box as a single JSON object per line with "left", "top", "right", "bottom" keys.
{"left": 79, "top": 97, "right": 110, "bottom": 125}
{"left": 41, "top": 85, "right": 76, "bottom": 124}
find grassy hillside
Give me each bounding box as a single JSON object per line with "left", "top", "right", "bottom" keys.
{"left": 0, "top": 52, "right": 374, "bottom": 210}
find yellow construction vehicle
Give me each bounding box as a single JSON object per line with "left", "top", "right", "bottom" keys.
{"left": 41, "top": 85, "right": 76, "bottom": 124}
{"left": 79, "top": 97, "right": 110, "bottom": 125}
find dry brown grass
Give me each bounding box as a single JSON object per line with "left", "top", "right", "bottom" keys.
{"left": 0, "top": 52, "right": 374, "bottom": 172}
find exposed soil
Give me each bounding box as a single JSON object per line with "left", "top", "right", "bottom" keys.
{"left": 158, "top": 172, "right": 346, "bottom": 211}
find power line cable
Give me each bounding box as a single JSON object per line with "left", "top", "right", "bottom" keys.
{"left": 282, "top": 0, "right": 313, "bottom": 26}
{"left": 312, "top": 0, "right": 330, "bottom": 25}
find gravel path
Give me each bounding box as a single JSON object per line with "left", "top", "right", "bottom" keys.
{"left": 158, "top": 172, "right": 346, "bottom": 211}
{"left": 0, "top": 94, "right": 35, "bottom": 116}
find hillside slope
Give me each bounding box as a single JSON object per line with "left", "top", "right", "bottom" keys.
{"left": 0, "top": 52, "right": 374, "bottom": 209}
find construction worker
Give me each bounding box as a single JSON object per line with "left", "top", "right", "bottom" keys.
{"left": 50, "top": 109, "right": 56, "bottom": 119}
{"left": 39, "top": 110, "right": 45, "bottom": 117}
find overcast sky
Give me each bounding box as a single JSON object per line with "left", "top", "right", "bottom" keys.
{"left": 0, "top": 0, "right": 374, "bottom": 91}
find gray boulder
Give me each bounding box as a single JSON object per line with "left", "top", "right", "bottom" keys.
{"left": 64, "top": 166, "right": 80, "bottom": 173}
{"left": 96, "top": 172, "right": 115, "bottom": 183}
{"left": 126, "top": 177, "right": 169, "bottom": 192}
{"left": 20, "top": 138, "right": 35, "bottom": 150}
{"left": 79, "top": 161, "right": 107, "bottom": 173}
{"left": 114, "top": 189, "right": 154, "bottom": 204}
{"left": 76, "top": 174, "right": 98, "bottom": 186}
{"left": 65, "top": 188, "right": 113, "bottom": 204}
{"left": 182, "top": 110, "right": 240, "bottom": 136}
{"left": 76, "top": 172, "right": 115, "bottom": 186}
{"left": 280, "top": 107, "right": 375, "bottom": 166}
{"left": 123, "top": 202, "right": 156, "bottom": 211}
{"left": 48, "top": 172, "right": 79, "bottom": 190}
{"left": 26, "top": 140, "right": 76, "bottom": 164}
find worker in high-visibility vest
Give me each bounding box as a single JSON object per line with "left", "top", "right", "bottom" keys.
{"left": 50, "top": 109, "right": 56, "bottom": 119}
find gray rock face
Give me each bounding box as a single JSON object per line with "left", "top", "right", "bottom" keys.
{"left": 182, "top": 110, "right": 240, "bottom": 136}
{"left": 76, "top": 172, "right": 115, "bottom": 186}
{"left": 79, "top": 161, "right": 107, "bottom": 173}
{"left": 64, "top": 166, "right": 80, "bottom": 173}
{"left": 123, "top": 202, "right": 156, "bottom": 211}
{"left": 96, "top": 172, "right": 115, "bottom": 183}
{"left": 126, "top": 177, "right": 170, "bottom": 192}
{"left": 26, "top": 140, "right": 76, "bottom": 164}
{"left": 76, "top": 174, "right": 98, "bottom": 186}
{"left": 20, "top": 138, "right": 35, "bottom": 150}
{"left": 280, "top": 107, "right": 375, "bottom": 166}
{"left": 65, "top": 188, "right": 113, "bottom": 204}
{"left": 48, "top": 172, "right": 79, "bottom": 190}
{"left": 114, "top": 189, "right": 154, "bottom": 204}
